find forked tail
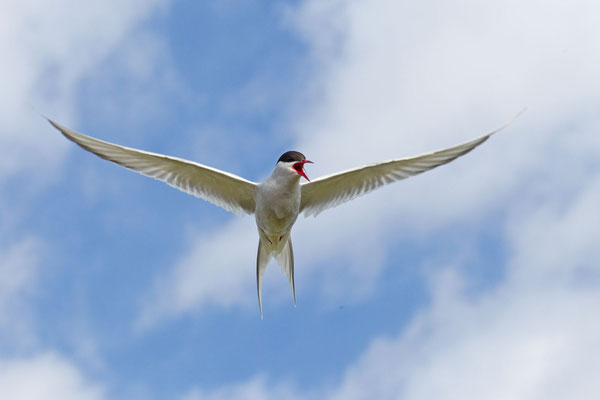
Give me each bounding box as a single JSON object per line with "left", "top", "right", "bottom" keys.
{"left": 256, "top": 236, "right": 296, "bottom": 319}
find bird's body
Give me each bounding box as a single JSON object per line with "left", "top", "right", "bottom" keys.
{"left": 255, "top": 162, "right": 302, "bottom": 245}
{"left": 254, "top": 154, "right": 307, "bottom": 314}
{"left": 46, "top": 111, "right": 523, "bottom": 317}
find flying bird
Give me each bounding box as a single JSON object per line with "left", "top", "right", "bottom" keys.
{"left": 46, "top": 112, "right": 522, "bottom": 318}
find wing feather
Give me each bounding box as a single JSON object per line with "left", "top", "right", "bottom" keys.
{"left": 300, "top": 112, "right": 524, "bottom": 217}
{"left": 48, "top": 119, "right": 257, "bottom": 215}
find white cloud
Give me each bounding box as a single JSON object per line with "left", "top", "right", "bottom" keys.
{"left": 181, "top": 375, "right": 304, "bottom": 400}
{"left": 0, "top": 2, "right": 177, "bottom": 396}
{"left": 322, "top": 167, "right": 600, "bottom": 399}
{"left": 0, "top": 239, "right": 105, "bottom": 399}
{"left": 0, "top": 352, "right": 105, "bottom": 400}
{"left": 507, "top": 165, "right": 600, "bottom": 284}
{"left": 177, "top": 168, "right": 600, "bottom": 399}
{"left": 326, "top": 276, "right": 600, "bottom": 400}
{"left": 137, "top": 218, "right": 259, "bottom": 327}
{"left": 0, "top": 0, "right": 170, "bottom": 182}
{"left": 0, "top": 0, "right": 182, "bottom": 336}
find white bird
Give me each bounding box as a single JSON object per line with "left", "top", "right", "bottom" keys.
{"left": 47, "top": 112, "right": 522, "bottom": 318}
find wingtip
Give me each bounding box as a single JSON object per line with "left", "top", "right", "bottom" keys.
{"left": 42, "top": 115, "right": 64, "bottom": 131}
{"left": 46, "top": 118, "right": 60, "bottom": 130}
{"left": 487, "top": 107, "right": 528, "bottom": 138}
{"left": 511, "top": 107, "right": 528, "bottom": 123}
{"left": 27, "top": 102, "right": 50, "bottom": 121}
{"left": 44, "top": 118, "right": 76, "bottom": 143}
{"left": 27, "top": 103, "right": 59, "bottom": 128}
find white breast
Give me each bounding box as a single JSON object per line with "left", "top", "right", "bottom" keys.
{"left": 255, "top": 165, "right": 302, "bottom": 239}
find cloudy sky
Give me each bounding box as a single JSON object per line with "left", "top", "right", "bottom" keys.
{"left": 1, "top": 0, "right": 599, "bottom": 399}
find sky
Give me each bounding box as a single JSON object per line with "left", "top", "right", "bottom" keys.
{"left": 1, "top": 0, "right": 599, "bottom": 399}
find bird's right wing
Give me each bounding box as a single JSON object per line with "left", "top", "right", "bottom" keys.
{"left": 48, "top": 119, "right": 257, "bottom": 215}
{"left": 300, "top": 111, "right": 524, "bottom": 217}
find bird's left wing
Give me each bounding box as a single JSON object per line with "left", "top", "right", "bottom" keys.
{"left": 300, "top": 113, "right": 523, "bottom": 217}
{"left": 48, "top": 119, "right": 257, "bottom": 215}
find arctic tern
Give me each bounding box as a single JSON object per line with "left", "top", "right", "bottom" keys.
{"left": 47, "top": 112, "right": 522, "bottom": 318}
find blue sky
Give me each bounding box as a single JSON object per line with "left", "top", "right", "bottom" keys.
{"left": 1, "top": 1, "right": 600, "bottom": 399}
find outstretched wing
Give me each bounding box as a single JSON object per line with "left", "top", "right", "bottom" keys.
{"left": 300, "top": 112, "right": 524, "bottom": 217}
{"left": 48, "top": 119, "right": 257, "bottom": 215}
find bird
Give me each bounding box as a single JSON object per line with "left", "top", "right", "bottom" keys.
{"left": 46, "top": 111, "right": 523, "bottom": 318}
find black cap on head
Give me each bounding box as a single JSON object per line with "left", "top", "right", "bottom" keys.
{"left": 277, "top": 151, "right": 305, "bottom": 164}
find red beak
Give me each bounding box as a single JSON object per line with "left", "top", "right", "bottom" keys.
{"left": 293, "top": 159, "right": 313, "bottom": 182}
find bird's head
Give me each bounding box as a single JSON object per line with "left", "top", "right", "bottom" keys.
{"left": 277, "top": 151, "right": 313, "bottom": 182}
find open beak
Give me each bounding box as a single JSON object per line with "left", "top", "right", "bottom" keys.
{"left": 293, "top": 160, "right": 313, "bottom": 182}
